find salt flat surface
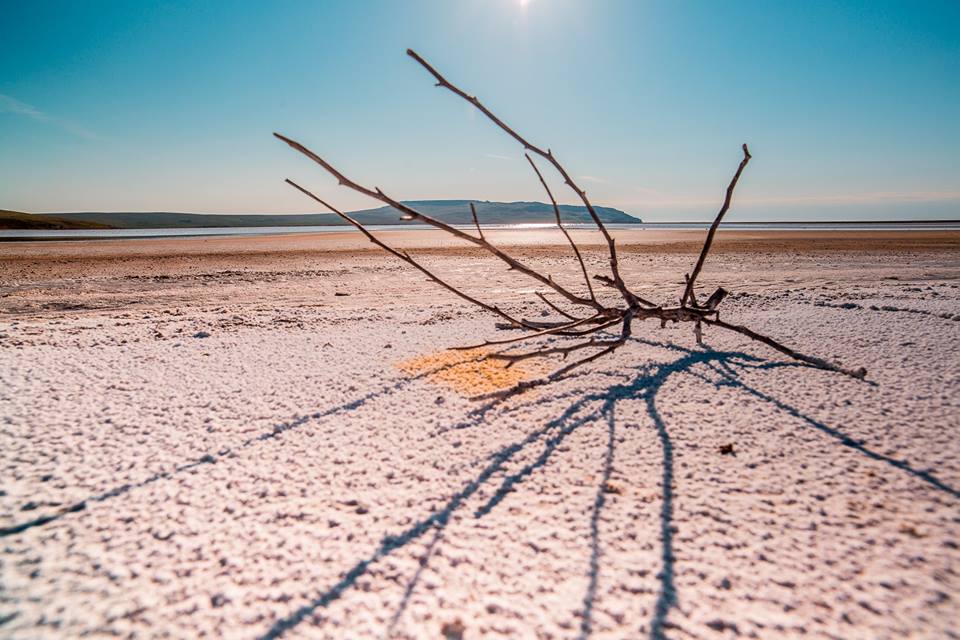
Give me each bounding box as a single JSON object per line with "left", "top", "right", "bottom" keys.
{"left": 1, "top": 235, "right": 958, "bottom": 639}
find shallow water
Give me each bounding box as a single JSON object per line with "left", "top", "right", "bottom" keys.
{"left": 2, "top": 220, "right": 959, "bottom": 240}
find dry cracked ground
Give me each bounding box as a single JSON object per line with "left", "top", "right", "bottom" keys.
{"left": 1, "top": 232, "right": 958, "bottom": 639}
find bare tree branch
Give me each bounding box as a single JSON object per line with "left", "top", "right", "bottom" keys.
{"left": 524, "top": 154, "right": 596, "bottom": 302}
{"left": 593, "top": 274, "right": 657, "bottom": 307}
{"left": 703, "top": 317, "right": 867, "bottom": 379}
{"left": 275, "top": 133, "right": 604, "bottom": 313}
{"left": 703, "top": 318, "right": 867, "bottom": 380}
{"left": 474, "top": 311, "right": 635, "bottom": 401}
{"left": 681, "top": 144, "right": 752, "bottom": 307}
{"left": 491, "top": 335, "right": 623, "bottom": 365}
{"left": 277, "top": 50, "right": 867, "bottom": 394}
{"left": 469, "top": 202, "right": 485, "bottom": 241}
{"left": 453, "top": 313, "right": 606, "bottom": 350}
{"left": 406, "top": 48, "right": 638, "bottom": 309}
{"left": 535, "top": 292, "right": 582, "bottom": 321}
{"left": 285, "top": 179, "right": 533, "bottom": 329}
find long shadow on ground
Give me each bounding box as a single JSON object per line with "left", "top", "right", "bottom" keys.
{"left": 5, "top": 337, "right": 955, "bottom": 638}
{"left": 0, "top": 359, "right": 494, "bottom": 538}
{"left": 258, "top": 347, "right": 754, "bottom": 639}
{"left": 259, "top": 339, "right": 959, "bottom": 639}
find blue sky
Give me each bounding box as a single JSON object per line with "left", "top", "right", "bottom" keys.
{"left": 1, "top": 0, "right": 958, "bottom": 221}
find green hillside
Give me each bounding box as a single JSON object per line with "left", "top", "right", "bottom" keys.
{"left": 0, "top": 210, "right": 115, "bottom": 230}
{"left": 25, "top": 200, "right": 641, "bottom": 229}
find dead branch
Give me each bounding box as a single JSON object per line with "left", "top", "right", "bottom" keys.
{"left": 475, "top": 311, "right": 636, "bottom": 401}
{"left": 535, "top": 292, "right": 582, "bottom": 321}
{"left": 453, "top": 313, "right": 607, "bottom": 351}
{"left": 478, "top": 316, "right": 627, "bottom": 359}
{"left": 406, "top": 48, "right": 636, "bottom": 308}
{"left": 277, "top": 50, "right": 867, "bottom": 394}
{"left": 704, "top": 317, "right": 867, "bottom": 379}
{"left": 285, "top": 179, "right": 532, "bottom": 329}
{"left": 681, "top": 144, "right": 751, "bottom": 307}
{"left": 491, "top": 335, "right": 623, "bottom": 366}
{"left": 275, "top": 133, "right": 604, "bottom": 314}
{"left": 524, "top": 154, "right": 596, "bottom": 302}
{"left": 469, "top": 202, "right": 485, "bottom": 241}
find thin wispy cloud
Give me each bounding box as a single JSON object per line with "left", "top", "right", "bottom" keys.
{"left": 0, "top": 93, "right": 99, "bottom": 140}
{"left": 579, "top": 175, "right": 609, "bottom": 184}
{"left": 484, "top": 153, "right": 513, "bottom": 161}
{"left": 0, "top": 94, "right": 45, "bottom": 119}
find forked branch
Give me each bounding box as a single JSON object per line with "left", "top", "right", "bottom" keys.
{"left": 406, "top": 48, "right": 637, "bottom": 308}
{"left": 285, "top": 179, "right": 532, "bottom": 328}
{"left": 275, "top": 132, "right": 604, "bottom": 314}
{"left": 524, "top": 154, "right": 596, "bottom": 303}
{"left": 681, "top": 143, "right": 751, "bottom": 307}
{"left": 278, "top": 50, "right": 867, "bottom": 394}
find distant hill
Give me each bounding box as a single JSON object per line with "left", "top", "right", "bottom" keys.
{"left": 28, "top": 200, "right": 641, "bottom": 229}
{"left": 0, "top": 209, "right": 115, "bottom": 230}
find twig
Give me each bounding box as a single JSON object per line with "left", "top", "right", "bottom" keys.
{"left": 535, "top": 292, "right": 582, "bottom": 321}
{"left": 681, "top": 144, "right": 751, "bottom": 307}
{"left": 483, "top": 317, "right": 627, "bottom": 362}
{"left": 407, "top": 48, "right": 637, "bottom": 308}
{"left": 285, "top": 179, "right": 532, "bottom": 328}
{"left": 453, "top": 313, "right": 606, "bottom": 350}
{"left": 491, "top": 336, "right": 622, "bottom": 365}
{"left": 469, "top": 202, "right": 484, "bottom": 241}
{"left": 277, "top": 50, "right": 867, "bottom": 395}
{"left": 275, "top": 133, "right": 603, "bottom": 313}
{"left": 525, "top": 154, "right": 596, "bottom": 302}
{"left": 474, "top": 312, "right": 635, "bottom": 401}
{"left": 593, "top": 274, "right": 657, "bottom": 307}
{"left": 703, "top": 317, "right": 867, "bottom": 379}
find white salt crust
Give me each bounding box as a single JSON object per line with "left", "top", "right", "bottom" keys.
{"left": 1, "top": 239, "right": 958, "bottom": 639}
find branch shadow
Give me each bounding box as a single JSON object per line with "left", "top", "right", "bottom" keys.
{"left": 259, "top": 346, "right": 758, "bottom": 639}
{"left": 578, "top": 403, "right": 617, "bottom": 640}
{"left": 12, "top": 330, "right": 951, "bottom": 638}
{"left": 262, "top": 337, "right": 958, "bottom": 639}
{"left": 0, "top": 359, "right": 481, "bottom": 538}
{"left": 644, "top": 391, "right": 675, "bottom": 640}
{"left": 382, "top": 523, "right": 444, "bottom": 640}
{"left": 691, "top": 353, "right": 960, "bottom": 500}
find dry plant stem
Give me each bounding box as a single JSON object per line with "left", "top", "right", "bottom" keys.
{"left": 681, "top": 144, "right": 752, "bottom": 307}
{"left": 465, "top": 200, "right": 568, "bottom": 322}
{"left": 407, "top": 48, "right": 636, "bottom": 309}
{"left": 684, "top": 274, "right": 700, "bottom": 307}
{"left": 553, "top": 312, "right": 633, "bottom": 375}
{"left": 535, "top": 292, "right": 582, "bottom": 321}
{"left": 278, "top": 49, "right": 867, "bottom": 388}
{"left": 275, "top": 133, "right": 602, "bottom": 313}
{"left": 492, "top": 334, "right": 623, "bottom": 365}
{"left": 524, "top": 154, "right": 596, "bottom": 302}
{"left": 484, "top": 316, "right": 627, "bottom": 360}
{"left": 284, "top": 179, "right": 533, "bottom": 329}
{"left": 453, "top": 313, "right": 606, "bottom": 350}
{"left": 474, "top": 312, "right": 635, "bottom": 401}
{"left": 703, "top": 287, "right": 728, "bottom": 311}
{"left": 704, "top": 317, "right": 867, "bottom": 379}
{"left": 469, "top": 202, "right": 485, "bottom": 241}
{"left": 593, "top": 274, "right": 656, "bottom": 307}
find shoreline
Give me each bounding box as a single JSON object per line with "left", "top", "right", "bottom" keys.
{"left": 3, "top": 222, "right": 960, "bottom": 242}
{"left": 3, "top": 228, "right": 959, "bottom": 257}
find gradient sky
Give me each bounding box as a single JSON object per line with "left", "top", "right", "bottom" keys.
{"left": 1, "top": 0, "right": 958, "bottom": 221}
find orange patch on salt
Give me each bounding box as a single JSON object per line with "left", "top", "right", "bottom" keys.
{"left": 397, "top": 348, "right": 542, "bottom": 396}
